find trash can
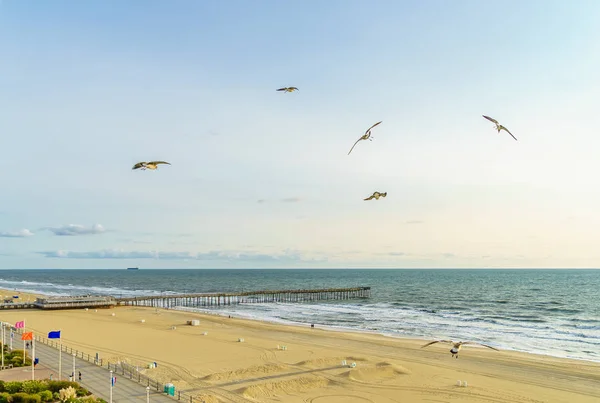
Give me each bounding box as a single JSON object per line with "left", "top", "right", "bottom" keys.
{"left": 164, "top": 383, "right": 175, "bottom": 396}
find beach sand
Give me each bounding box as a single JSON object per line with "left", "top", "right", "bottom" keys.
{"left": 1, "top": 295, "right": 599, "bottom": 402}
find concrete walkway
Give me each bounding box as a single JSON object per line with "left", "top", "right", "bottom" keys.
{"left": 24, "top": 342, "right": 174, "bottom": 403}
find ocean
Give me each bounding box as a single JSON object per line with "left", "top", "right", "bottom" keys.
{"left": 0, "top": 269, "right": 598, "bottom": 362}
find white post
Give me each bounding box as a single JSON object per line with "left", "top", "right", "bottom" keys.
{"left": 9, "top": 328, "right": 12, "bottom": 351}
{"left": 109, "top": 370, "right": 113, "bottom": 403}
{"left": 31, "top": 336, "right": 35, "bottom": 380}
{"left": 146, "top": 386, "right": 150, "bottom": 403}
{"left": 58, "top": 336, "right": 62, "bottom": 380}
{"left": 1, "top": 322, "right": 5, "bottom": 369}
{"left": 72, "top": 353, "right": 76, "bottom": 382}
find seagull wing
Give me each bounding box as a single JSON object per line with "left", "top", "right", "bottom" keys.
{"left": 364, "top": 195, "right": 375, "bottom": 201}
{"left": 365, "top": 121, "right": 383, "bottom": 135}
{"left": 348, "top": 138, "right": 363, "bottom": 155}
{"left": 132, "top": 162, "right": 146, "bottom": 170}
{"left": 290, "top": 87, "right": 298, "bottom": 91}
{"left": 462, "top": 342, "right": 499, "bottom": 351}
{"left": 421, "top": 340, "right": 453, "bottom": 348}
{"left": 276, "top": 88, "right": 287, "bottom": 91}
{"left": 500, "top": 126, "right": 517, "bottom": 141}
{"left": 482, "top": 115, "right": 499, "bottom": 124}
{"left": 148, "top": 161, "right": 171, "bottom": 165}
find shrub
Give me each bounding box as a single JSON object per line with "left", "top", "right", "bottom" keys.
{"left": 58, "top": 386, "right": 76, "bottom": 402}
{"left": 0, "top": 381, "right": 4, "bottom": 392}
{"left": 37, "top": 391, "right": 52, "bottom": 402}
{"left": 20, "top": 382, "right": 46, "bottom": 395}
{"left": 9, "top": 357, "right": 22, "bottom": 367}
{"left": 3, "top": 382, "right": 22, "bottom": 394}
{"left": 75, "top": 387, "right": 90, "bottom": 397}
{"left": 23, "top": 396, "right": 40, "bottom": 403}
{"left": 45, "top": 381, "right": 78, "bottom": 394}
{"left": 9, "top": 393, "right": 28, "bottom": 403}
{"left": 0, "top": 392, "right": 11, "bottom": 403}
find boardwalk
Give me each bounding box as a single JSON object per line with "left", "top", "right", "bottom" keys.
{"left": 26, "top": 341, "right": 173, "bottom": 403}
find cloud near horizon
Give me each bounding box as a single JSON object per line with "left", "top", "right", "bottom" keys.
{"left": 43, "top": 224, "right": 106, "bottom": 236}
{"left": 0, "top": 229, "right": 34, "bottom": 238}
{"left": 36, "top": 249, "right": 324, "bottom": 263}
{"left": 257, "top": 197, "right": 302, "bottom": 203}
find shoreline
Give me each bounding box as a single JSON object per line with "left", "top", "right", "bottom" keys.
{"left": 2, "top": 287, "right": 599, "bottom": 365}
{"left": 1, "top": 298, "right": 599, "bottom": 402}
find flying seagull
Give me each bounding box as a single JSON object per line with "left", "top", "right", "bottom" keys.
{"left": 277, "top": 87, "right": 299, "bottom": 93}
{"left": 482, "top": 115, "right": 517, "bottom": 141}
{"left": 421, "top": 340, "right": 499, "bottom": 359}
{"left": 132, "top": 161, "right": 171, "bottom": 171}
{"left": 348, "top": 121, "right": 383, "bottom": 155}
{"left": 364, "top": 191, "right": 387, "bottom": 201}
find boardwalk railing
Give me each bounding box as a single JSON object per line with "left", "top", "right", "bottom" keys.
{"left": 5, "top": 327, "right": 208, "bottom": 403}
{"left": 117, "top": 286, "right": 371, "bottom": 309}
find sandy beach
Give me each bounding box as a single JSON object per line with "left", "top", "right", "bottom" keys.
{"left": 1, "top": 291, "right": 599, "bottom": 403}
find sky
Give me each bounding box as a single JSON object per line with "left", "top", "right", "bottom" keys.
{"left": 1, "top": 0, "right": 600, "bottom": 269}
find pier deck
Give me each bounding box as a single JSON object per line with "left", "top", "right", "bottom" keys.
{"left": 116, "top": 287, "right": 371, "bottom": 308}
{"left": 0, "top": 287, "right": 371, "bottom": 310}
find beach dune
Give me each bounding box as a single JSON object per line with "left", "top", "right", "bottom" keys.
{"left": 1, "top": 302, "right": 599, "bottom": 403}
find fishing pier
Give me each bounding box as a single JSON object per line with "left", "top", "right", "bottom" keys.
{"left": 116, "top": 287, "right": 371, "bottom": 308}
{"left": 0, "top": 287, "right": 371, "bottom": 310}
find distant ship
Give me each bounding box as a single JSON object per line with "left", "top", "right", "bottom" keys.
{"left": 127, "top": 267, "right": 139, "bottom": 270}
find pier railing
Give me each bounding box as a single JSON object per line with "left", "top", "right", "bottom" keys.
{"left": 116, "top": 286, "right": 371, "bottom": 308}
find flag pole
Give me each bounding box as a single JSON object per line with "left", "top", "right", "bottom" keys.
{"left": 22, "top": 320, "right": 24, "bottom": 362}
{"left": 58, "top": 329, "right": 62, "bottom": 381}
{"left": 1, "top": 322, "right": 4, "bottom": 369}
{"left": 31, "top": 334, "right": 35, "bottom": 380}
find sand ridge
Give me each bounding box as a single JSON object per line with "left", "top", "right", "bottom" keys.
{"left": 202, "top": 363, "right": 291, "bottom": 383}
{"left": 238, "top": 376, "right": 330, "bottom": 400}
{"left": 342, "top": 361, "right": 411, "bottom": 383}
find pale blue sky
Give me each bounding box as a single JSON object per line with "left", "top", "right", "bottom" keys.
{"left": 1, "top": 0, "right": 599, "bottom": 269}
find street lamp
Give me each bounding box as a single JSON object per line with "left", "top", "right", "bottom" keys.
{"left": 109, "top": 370, "right": 113, "bottom": 403}
{"left": 146, "top": 386, "right": 150, "bottom": 403}
{"left": 72, "top": 353, "right": 76, "bottom": 381}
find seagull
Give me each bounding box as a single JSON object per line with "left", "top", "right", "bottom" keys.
{"left": 421, "top": 340, "right": 499, "bottom": 359}
{"left": 364, "top": 191, "right": 387, "bottom": 201}
{"left": 132, "top": 161, "right": 171, "bottom": 171}
{"left": 482, "top": 115, "right": 517, "bottom": 141}
{"left": 277, "top": 87, "right": 299, "bottom": 93}
{"left": 348, "top": 121, "right": 383, "bottom": 155}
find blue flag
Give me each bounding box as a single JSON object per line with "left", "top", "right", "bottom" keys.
{"left": 47, "top": 330, "right": 61, "bottom": 339}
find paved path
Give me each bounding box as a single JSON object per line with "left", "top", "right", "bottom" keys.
{"left": 27, "top": 342, "right": 174, "bottom": 403}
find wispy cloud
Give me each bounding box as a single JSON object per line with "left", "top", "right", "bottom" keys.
{"left": 257, "top": 197, "right": 302, "bottom": 204}
{"left": 43, "top": 224, "right": 106, "bottom": 236}
{"left": 37, "top": 249, "right": 325, "bottom": 263}
{"left": 0, "top": 229, "right": 34, "bottom": 238}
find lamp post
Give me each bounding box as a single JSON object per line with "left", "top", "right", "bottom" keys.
{"left": 72, "top": 353, "right": 76, "bottom": 382}
{"left": 146, "top": 386, "right": 150, "bottom": 403}
{"left": 109, "top": 370, "right": 113, "bottom": 403}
